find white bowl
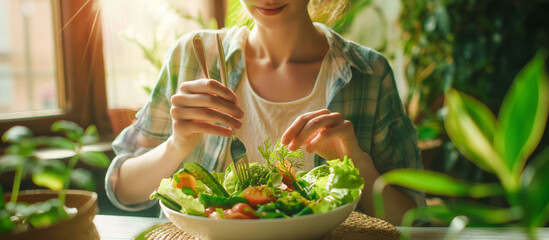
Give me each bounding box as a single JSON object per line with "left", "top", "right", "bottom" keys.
{"left": 160, "top": 198, "right": 360, "bottom": 240}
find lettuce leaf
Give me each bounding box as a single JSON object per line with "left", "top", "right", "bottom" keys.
{"left": 156, "top": 179, "right": 205, "bottom": 216}
{"left": 223, "top": 163, "right": 239, "bottom": 195}
{"left": 311, "top": 196, "right": 341, "bottom": 214}
{"left": 195, "top": 179, "right": 213, "bottom": 196}
{"left": 307, "top": 156, "right": 364, "bottom": 213}
{"left": 301, "top": 165, "right": 330, "bottom": 185}
{"left": 326, "top": 156, "right": 364, "bottom": 204}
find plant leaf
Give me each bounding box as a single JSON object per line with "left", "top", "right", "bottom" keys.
{"left": 31, "top": 136, "right": 56, "bottom": 148}
{"left": 224, "top": 0, "right": 244, "bottom": 28}
{"left": 70, "top": 168, "right": 96, "bottom": 190}
{"left": 5, "top": 139, "right": 37, "bottom": 157}
{"left": 444, "top": 201, "right": 521, "bottom": 226}
{"left": 48, "top": 136, "right": 76, "bottom": 150}
{"left": 0, "top": 209, "right": 15, "bottom": 233}
{"left": 0, "top": 155, "right": 25, "bottom": 173}
{"left": 521, "top": 147, "right": 549, "bottom": 228}
{"left": 378, "top": 169, "right": 504, "bottom": 197}
{"left": 373, "top": 169, "right": 504, "bottom": 219}
{"left": 401, "top": 205, "right": 459, "bottom": 227}
{"left": 444, "top": 89, "right": 503, "bottom": 174}
{"left": 80, "top": 151, "right": 110, "bottom": 168}
{"left": 37, "top": 159, "right": 67, "bottom": 171}
{"left": 51, "top": 120, "right": 83, "bottom": 141}
{"left": 460, "top": 94, "right": 497, "bottom": 143}
{"left": 32, "top": 169, "right": 65, "bottom": 191}
{"left": 27, "top": 199, "right": 68, "bottom": 228}
{"left": 1, "top": 126, "right": 32, "bottom": 143}
{"left": 497, "top": 51, "right": 549, "bottom": 174}
{"left": 0, "top": 186, "right": 3, "bottom": 207}
{"left": 402, "top": 201, "right": 519, "bottom": 228}
{"left": 81, "top": 125, "right": 99, "bottom": 145}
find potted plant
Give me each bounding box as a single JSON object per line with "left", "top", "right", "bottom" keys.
{"left": 0, "top": 120, "right": 110, "bottom": 240}
{"left": 373, "top": 51, "right": 549, "bottom": 239}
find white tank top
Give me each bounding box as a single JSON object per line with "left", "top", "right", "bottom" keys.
{"left": 223, "top": 58, "right": 330, "bottom": 172}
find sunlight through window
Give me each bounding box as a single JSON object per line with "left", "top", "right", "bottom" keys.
{"left": 0, "top": 0, "right": 59, "bottom": 118}
{"left": 101, "top": 0, "right": 204, "bottom": 110}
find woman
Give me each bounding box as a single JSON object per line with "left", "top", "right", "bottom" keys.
{"left": 105, "top": 0, "right": 424, "bottom": 225}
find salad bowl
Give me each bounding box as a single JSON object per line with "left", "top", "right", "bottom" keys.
{"left": 152, "top": 140, "right": 365, "bottom": 240}
{"left": 160, "top": 197, "right": 361, "bottom": 240}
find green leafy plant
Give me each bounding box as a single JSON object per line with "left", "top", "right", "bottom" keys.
{"left": 373, "top": 52, "right": 549, "bottom": 239}
{"left": 0, "top": 120, "right": 110, "bottom": 234}
{"left": 399, "top": 1, "right": 549, "bottom": 172}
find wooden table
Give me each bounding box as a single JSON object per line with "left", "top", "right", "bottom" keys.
{"left": 94, "top": 215, "right": 168, "bottom": 240}
{"left": 93, "top": 214, "right": 549, "bottom": 240}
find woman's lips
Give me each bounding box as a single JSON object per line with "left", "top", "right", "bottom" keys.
{"left": 255, "top": 5, "right": 286, "bottom": 16}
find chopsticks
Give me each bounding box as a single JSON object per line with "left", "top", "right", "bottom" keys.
{"left": 192, "top": 33, "right": 228, "bottom": 88}
{"left": 215, "top": 33, "right": 228, "bottom": 87}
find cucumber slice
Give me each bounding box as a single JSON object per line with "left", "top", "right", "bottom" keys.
{"left": 183, "top": 162, "right": 230, "bottom": 197}
{"left": 150, "top": 191, "right": 181, "bottom": 211}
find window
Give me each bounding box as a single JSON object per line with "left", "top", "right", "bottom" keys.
{"left": 0, "top": 0, "right": 226, "bottom": 142}
{"left": 0, "top": 0, "right": 58, "bottom": 116}
{"left": 101, "top": 0, "right": 225, "bottom": 111}
{"left": 101, "top": 0, "right": 204, "bottom": 111}
{"left": 100, "top": 0, "right": 223, "bottom": 135}
{"left": 0, "top": 0, "right": 111, "bottom": 139}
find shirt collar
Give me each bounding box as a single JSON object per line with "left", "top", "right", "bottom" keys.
{"left": 224, "top": 26, "right": 249, "bottom": 65}
{"left": 314, "top": 22, "right": 374, "bottom": 76}
{"left": 221, "top": 23, "right": 375, "bottom": 82}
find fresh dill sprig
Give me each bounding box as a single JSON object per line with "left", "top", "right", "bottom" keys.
{"left": 259, "top": 138, "right": 304, "bottom": 183}
{"left": 258, "top": 138, "right": 311, "bottom": 199}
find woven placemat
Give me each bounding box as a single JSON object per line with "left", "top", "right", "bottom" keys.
{"left": 321, "top": 212, "right": 400, "bottom": 240}
{"left": 139, "top": 211, "right": 400, "bottom": 240}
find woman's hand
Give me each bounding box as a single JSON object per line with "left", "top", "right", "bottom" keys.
{"left": 280, "top": 109, "right": 363, "bottom": 160}
{"left": 170, "top": 79, "right": 244, "bottom": 151}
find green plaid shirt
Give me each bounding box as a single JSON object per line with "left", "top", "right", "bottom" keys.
{"left": 106, "top": 23, "right": 424, "bottom": 212}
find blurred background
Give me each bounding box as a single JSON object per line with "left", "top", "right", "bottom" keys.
{"left": 0, "top": 0, "right": 548, "bottom": 222}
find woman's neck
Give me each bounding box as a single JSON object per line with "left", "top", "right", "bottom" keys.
{"left": 246, "top": 19, "right": 328, "bottom": 68}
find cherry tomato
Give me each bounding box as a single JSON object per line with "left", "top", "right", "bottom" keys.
{"left": 231, "top": 203, "right": 258, "bottom": 219}
{"left": 243, "top": 186, "right": 276, "bottom": 207}
{"left": 223, "top": 209, "right": 249, "bottom": 219}
{"left": 172, "top": 172, "right": 197, "bottom": 190}
{"left": 208, "top": 211, "right": 221, "bottom": 219}
{"left": 205, "top": 206, "right": 219, "bottom": 217}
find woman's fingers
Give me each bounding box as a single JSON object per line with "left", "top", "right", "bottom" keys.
{"left": 282, "top": 109, "right": 360, "bottom": 160}
{"left": 173, "top": 119, "right": 233, "bottom": 137}
{"left": 304, "top": 120, "right": 353, "bottom": 153}
{"left": 281, "top": 109, "right": 330, "bottom": 145}
{"left": 181, "top": 79, "right": 238, "bottom": 104}
{"left": 169, "top": 78, "right": 244, "bottom": 141}
{"left": 170, "top": 106, "right": 242, "bottom": 130}
{"left": 282, "top": 109, "right": 344, "bottom": 151}
{"left": 173, "top": 79, "right": 244, "bottom": 119}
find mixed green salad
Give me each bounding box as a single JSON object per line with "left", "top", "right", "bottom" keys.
{"left": 150, "top": 139, "right": 364, "bottom": 219}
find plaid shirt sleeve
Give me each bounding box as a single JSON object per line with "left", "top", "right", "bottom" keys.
{"left": 371, "top": 59, "right": 426, "bottom": 212}
{"left": 105, "top": 26, "right": 250, "bottom": 211}
{"left": 321, "top": 26, "right": 426, "bottom": 215}
{"left": 104, "top": 34, "right": 190, "bottom": 212}
{"left": 327, "top": 62, "right": 426, "bottom": 211}
{"left": 370, "top": 58, "right": 422, "bottom": 173}
{"left": 105, "top": 30, "right": 217, "bottom": 211}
